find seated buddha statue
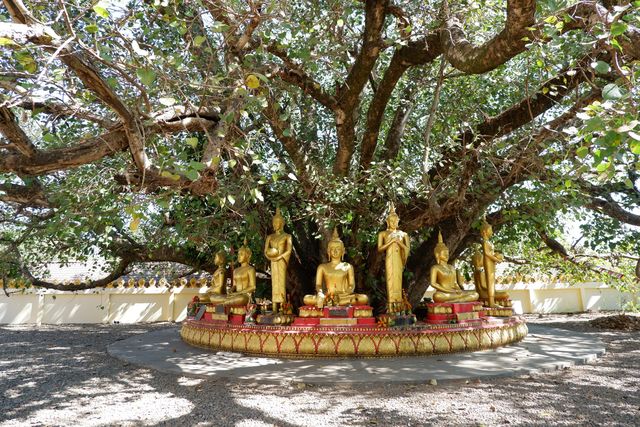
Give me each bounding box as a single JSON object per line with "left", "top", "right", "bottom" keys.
{"left": 200, "top": 251, "right": 226, "bottom": 303}
{"left": 430, "top": 231, "right": 479, "bottom": 303}
{"left": 303, "top": 228, "right": 369, "bottom": 308}
{"left": 208, "top": 240, "right": 256, "bottom": 306}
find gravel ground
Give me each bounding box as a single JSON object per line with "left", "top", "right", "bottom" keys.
{"left": 1, "top": 312, "right": 638, "bottom": 427}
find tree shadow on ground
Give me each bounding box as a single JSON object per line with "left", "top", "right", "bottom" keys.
{"left": 0, "top": 320, "right": 638, "bottom": 426}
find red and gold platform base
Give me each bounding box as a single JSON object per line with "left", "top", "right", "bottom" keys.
{"left": 181, "top": 315, "right": 528, "bottom": 358}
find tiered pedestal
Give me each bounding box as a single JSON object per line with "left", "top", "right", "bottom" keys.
{"left": 256, "top": 313, "right": 295, "bottom": 325}
{"left": 203, "top": 304, "right": 247, "bottom": 325}
{"left": 425, "top": 302, "right": 485, "bottom": 325}
{"left": 479, "top": 296, "right": 513, "bottom": 308}
{"left": 484, "top": 307, "right": 515, "bottom": 317}
{"left": 293, "top": 305, "right": 376, "bottom": 326}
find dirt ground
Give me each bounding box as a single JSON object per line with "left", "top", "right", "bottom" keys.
{"left": 1, "top": 312, "right": 638, "bottom": 426}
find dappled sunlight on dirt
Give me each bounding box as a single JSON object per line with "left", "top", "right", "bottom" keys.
{"left": 0, "top": 314, "right": 638, "bottom": 426}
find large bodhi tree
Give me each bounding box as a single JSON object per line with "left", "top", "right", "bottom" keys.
{"left": 1, "top": 0, "right": 639, "bottom": 308}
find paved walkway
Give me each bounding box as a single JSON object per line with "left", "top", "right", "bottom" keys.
{"left": 107, "top": 324, "right": 605, "bottom": 384}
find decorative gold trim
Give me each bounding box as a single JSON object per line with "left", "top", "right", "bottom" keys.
{"left": 181, "top": 317, "right": 528, "bottom": 358}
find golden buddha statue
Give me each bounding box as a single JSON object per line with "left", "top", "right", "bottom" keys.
{"left": 479, "top": 219, "right": 504, "bottom": 308}
{"left": 303, "top": 228, "right": 369, "bottom": 307}
{"left": 263, "top": 208, "right": 293, "bottom": 313}
{"left": 200, "top": 251, "right": 226, "bottom": 303}
{"left": 377, "top": 203, "right": 410, "bottom": 312}
{"left": 430, "top": 231, "right": 479, "bottom": 303}
{"left": 472, "top": 246, "right": 509, "bottom": 306}
{"left": 208, "top": 240, "right": 255, "bottom": 306}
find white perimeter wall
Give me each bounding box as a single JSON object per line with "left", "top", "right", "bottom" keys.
{"left": 0, "top": 282, "right": 636, "bottom": 324}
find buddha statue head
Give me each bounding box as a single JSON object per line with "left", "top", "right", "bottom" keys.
{"left": 272, "top": 207, "right": 285, "bottom": 232}
{"left": 434, "top": 231, "right": 449, "bottom": 263}
{"left": 327, "top": 228, "right": 345, "bottom": 261}
{"left": 214, "top": 250, "right": 226, "bottom": 266}
{"left": 238, "top": 239, "right": 252, "bottom": 263}
{"left": 480, "top": 218, "right": 493, "bottom": 239}
{"left": 386, "top": 202, "right": 399, "bottom": 230}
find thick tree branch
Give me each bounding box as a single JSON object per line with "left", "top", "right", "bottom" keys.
{"left": 338, "top": 0, "right": 388, "bottom": 109}
{"left": 268, "top": 45, "right": 338, "bottom": 110}
{"left": 0, "top": 107, "right": 37, "bottom": 157}
{"left": 264, "top": 96, "right": 313, "bottom": 193}
{"left": 359, "top": 32, "right": 444, "bottom": 169}
{"left": 501, "top": 90, "right": 602, "bottom": 186}
{"left": 0, "top": 128, "right": 129, "bottom": 175}
{"left": 441, "top": 1, "right": 640, "bottom": 75}
{"left": 359, "top": 57, "right": 410, "bottom": 169}
{"left": 0, "top": 183, "right": 50, "bottom": 207}
{"left": 431, "top": 54, "right": 599, "bottom": 181}
{"left": 585, "top": 193, "right": 640, "bottom": 227}
{"left": 333, "top": 0, "right": 388, "bottom": 176}
{"left": 11, "top": 99, "right": 115, "bottom": 128}
{"left": 441, "top": 0, "right": 536, "bottom": 74}
{"left": 380, "top": 87, "right": 415, "bottom": 162}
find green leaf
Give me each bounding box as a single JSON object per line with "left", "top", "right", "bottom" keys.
{"left": 193, "top": 35, "right": 206, "bottom": 47}
{"left": 211, "top": 21, "right": 229, "bottom": 33}
{"left": 185, "top": 137, "right": 199, "bottom": 148}
{"left": 602, "top": 83, "right": 625, "bottom": 101}
{"left": 185, "top": 169, "right": 199, "bottom": 181}
{"left": 592, "top": 61, "right": 610, "bottom": 74}
{"left": 92, "top": 5, "right": 110, "bottom": 19}
{"left": 0, "top": 37, "right": 17, "bottom": 46}
{"left": 596, "top": 161, "right": 611, "bottom": 172}
{"left": 576, "top": 146, "right": 589, "bottom": 158}
{"left": 86, "top": 24, "right": 99, "bottom": 34}
{"left": 610, "top": 21, "right": 628, "bottom": 36}
{"left": 136, "top": 68, "right": 156, "bottom": 87}
{"left": 43, "top": 133, "right": 57, "bottom": 143}
{"left": 227, "top": 195, "right": 236, "bottom": 205}
{"left": 584, "top": 117, "right": 605, "bottom": 133}
{"left": 631, "top": 140, "right": 640, "bottom": 155}
{"left": 189, "top": 161, "right": 205, "bottom": 171}
{"left": 161, "top": 171, "right": 181, "bottom": 181}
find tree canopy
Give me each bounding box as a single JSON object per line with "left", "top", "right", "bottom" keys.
{"left": 1, "top": 0, "right": 639, "bottom": 307}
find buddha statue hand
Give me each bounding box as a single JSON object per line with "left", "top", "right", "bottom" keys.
{"left": 315, "top": 290, "right": 325, "bottom": 308}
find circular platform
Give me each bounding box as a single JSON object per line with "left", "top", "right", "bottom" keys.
{"left": 180, "top": 317, "right": 528, "bottom": 357}
{"left": 107, "top": 324, "right": 605, "bottom": 384}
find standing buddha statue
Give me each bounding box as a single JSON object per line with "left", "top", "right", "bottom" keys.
{"left": 480, "top": 219, "right": 504, "bottom": 308}
{"left": 472, "top": 245, "right": 510, "bottom": 306}
{"left": 264, "top": 208, "right": 293, "bottom": 313}
{"left": 303, "top": 228, "right": 369, "bottom": 307}
{"left": 377, "top": 203, "right": 410, "bottom": 312}
{"left": 430, "top": 231, "right": 479, "bottom": 303}
{"left": 209, "top": 239, "right": 256, "bottom": 306}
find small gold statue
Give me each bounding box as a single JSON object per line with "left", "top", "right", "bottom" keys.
{"left": 430, "top": 231, "right": 479, "bottom": 303}
{"left": 209, "top": 239, "right": 256, "bottom": 306}
{"left": 303, "top": 228, "right": 369, "bottom": 307}
{"left": 377, "top": 203, "right": 410, "bottom": 311}
{"left": 263, "top": 208, "right": 293, "bottom": 313}
{"left": 478, "top": 219, "right": 505, "bottom": 308}
{"left": 200, "top": 251, "right": 227, "bottom": 303}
